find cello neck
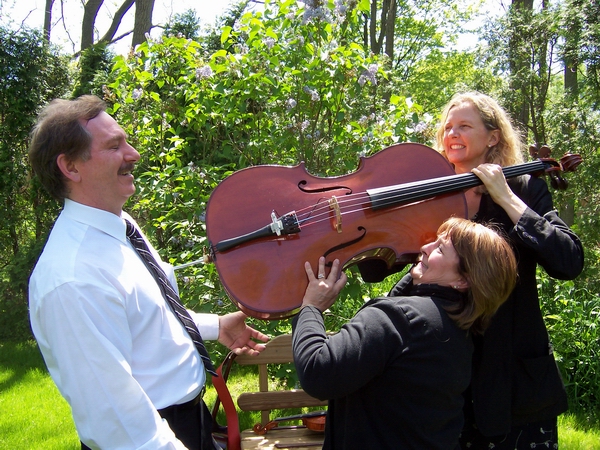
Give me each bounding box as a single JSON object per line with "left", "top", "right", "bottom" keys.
{"left": 367, "top": 160, "right": 547, "bottom": 210}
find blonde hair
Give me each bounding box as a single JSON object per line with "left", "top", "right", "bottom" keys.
{"left": 435, "top": 92, "right": 525, "bottom": 167}
{"left": 438, "top": 217, "right": 517, "bottom": 335}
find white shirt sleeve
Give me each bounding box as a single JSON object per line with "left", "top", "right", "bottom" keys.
{"left": 190, "top": 312, "right": 220, "bottom": 341}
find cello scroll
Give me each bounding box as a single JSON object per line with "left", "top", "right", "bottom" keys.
{"left": 529, "top": 143, "right": 582, "bottom": 190}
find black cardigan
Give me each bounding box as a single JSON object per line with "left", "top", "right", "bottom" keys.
{"left": 292, "top": 278, "right": 472, "bottom": 450}
{"left": 468, "top": 174, "right": 584, "bottom": 435}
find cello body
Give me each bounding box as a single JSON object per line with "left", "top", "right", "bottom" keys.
{"left": 205, "top": 143, "right": 467, "bottom": 319}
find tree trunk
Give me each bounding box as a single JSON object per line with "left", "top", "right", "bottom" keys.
{"left": 530, "top": 9, "right": 551, "bottom": 146}
{"left": 369, "top": 0, "right": 379, "bottom": 53}
{"left": 384, "top": 0, "right": 396, "bottom": 62}
{"left": 43, "top": 0, "right": 54, "bottom": 42}
{"left": 132, "top": 0, "right": 155, "bottom": 48}
{"left": 81, "top": 0, "right": 104, "bottom": 51}
{"left": 559, "top": 0, "right": 581, "bottom": 227}
{"left": 563, "top": 0, "right": 581, "bottom": 101}
{"left": 508, "top": 0, "right": 533, "bottom": 128}
{"left": 99, "top": 0, "right": 135, "bottom": 45}
{"left": 560, "top": 202, "right": 575, "bottom": 227}
{"left": 564, "top": 59, "right": 578, "bottom": 99}
{"left": 376, "top": 0, "right": 389, "bottom": 54}
{"left": 367, "top": 0, "right": 396, "bottom": 59}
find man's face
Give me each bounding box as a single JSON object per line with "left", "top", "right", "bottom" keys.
{"left": 70, "top": 112, "right": 140, "bottom": 214}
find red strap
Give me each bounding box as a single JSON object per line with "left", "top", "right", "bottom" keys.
{"left": 213, "top": 363, "right": 241, "bottom": 450}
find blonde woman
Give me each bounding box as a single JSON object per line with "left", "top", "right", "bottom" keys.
{"left": 436, "top": 92, "right": 584, "bottom": 449}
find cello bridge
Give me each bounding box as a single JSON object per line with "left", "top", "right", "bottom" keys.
{"left": 329, "top": 197, "right": 342, "bottom": 233}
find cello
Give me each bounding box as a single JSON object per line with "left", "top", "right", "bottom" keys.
{"left": 204, "top": 143, "right": 580, "bottom": 319}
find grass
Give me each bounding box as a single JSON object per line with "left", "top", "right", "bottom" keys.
{"left": 559, "top": 413, "right": 600, "bottom": 449}
{"left": 1, "top": 340, "right": 599, "bottom": 449}
{"left": 0, "top": 341, "right": 78, "bottom": 449}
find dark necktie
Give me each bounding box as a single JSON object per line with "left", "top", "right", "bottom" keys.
{"left": 125, "top": 219, "right": 217, "bottom": 377}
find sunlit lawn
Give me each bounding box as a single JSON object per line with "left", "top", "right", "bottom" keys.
{"left": 1, "top": 340, "right": 598, "bottom": 449}
{"left": 0, "top": 341, "right": 79, "bottom": 449}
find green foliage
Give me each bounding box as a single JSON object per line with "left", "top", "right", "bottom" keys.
{"left": 543, "top": 74, "right": 600, "bottom": 297}
{"left": 163, "top": 9, "right": 202, "bottom": 40}
{"left": 194, "top": 0, "right": 251, "bottom": 58}
{"left": 533, "top": 98, "right": 600, "bottom": 416}
{"left": 403, "top": 49, "right": 502, "bottom": 117}
{"left": 106, "top": 0, "right": 421, "bottom": 171}
{"left": 480, "top": 2, "right": 560, "bottom": 144}
{"left": 562, "top": 0, "right": 600, "bottom": 108}
{"left": 538, "top": 270, "right": 600, "bottom": 416}
{"left": 355, "top": 0, "right": 474, "bottom": 72}
{"left": 0, "top": 26, "right": 69, "bottom": 340}
{"left": 71, "top": 42, "right": 114, "bottom": 98}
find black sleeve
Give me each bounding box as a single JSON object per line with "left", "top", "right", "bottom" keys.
{"left": 291, "top": 302, "right": 406, "bottom": 400}
{"left": 510, "top": 176, "right": 584, "bottom": 280}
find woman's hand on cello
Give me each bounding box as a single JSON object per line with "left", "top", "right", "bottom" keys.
{"left": 301, "top": 256, "right": 347, "bottom": 313}
{"left": 471, "top": 164, "right": 512, "bottom": 202}
{"left": 472, "top": 163, "right": 527, "bottom": 224}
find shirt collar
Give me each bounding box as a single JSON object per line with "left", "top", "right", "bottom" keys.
{"left": 63, "top": 198, "right": 127, "bottom": 243}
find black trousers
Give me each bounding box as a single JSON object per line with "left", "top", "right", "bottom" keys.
{"left": 460, "top": 397, "right": 559, "bottom": 449}
{"left": 81, "top": 396, "right": 218, "bottom": 450}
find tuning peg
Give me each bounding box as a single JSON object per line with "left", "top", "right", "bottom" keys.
{"left": 558, "top": 177, "right": 568, "bottom": 190}
{"left": 539, "top": 145, "right": 551, "bottom": 158}
{"left": 529, "top": 144, "right": 539, "bottom": 158}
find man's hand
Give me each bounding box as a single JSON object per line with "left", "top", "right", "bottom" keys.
{"left": 218, "top": 311, "right": 269, "bottom": 356}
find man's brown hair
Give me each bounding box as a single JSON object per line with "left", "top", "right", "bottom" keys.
{"left": 29, "top": 95, "right": 107, "bottom": 200}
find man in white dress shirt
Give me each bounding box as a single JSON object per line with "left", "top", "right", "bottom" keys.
{"left": 28, "top": 95, "right": 269, "bottom": 450}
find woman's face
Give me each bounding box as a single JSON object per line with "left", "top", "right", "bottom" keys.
{"left": 442, "top": 102, "right": 499, "bottom": 171}
{"left": 410, "top": 233, "right": 467, "bottom": 289}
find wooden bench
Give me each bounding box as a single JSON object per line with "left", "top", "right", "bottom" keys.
{"left": 211, "top": 334, "right": 327, "bottom": 450}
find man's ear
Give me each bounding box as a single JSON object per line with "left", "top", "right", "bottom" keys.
{"left": 56, "top": 154, "right": 81, "bottom": 183}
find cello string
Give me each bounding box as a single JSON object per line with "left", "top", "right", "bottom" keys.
{"left": 291, "top": 173, "right": 467, "bottom": 226}
{"left": 292, "top": 183, "right": 447, "bottom": 228}
{"left": 292, "top": 171, "right": 471, "bottom": 222}
{"left": 293, "top": 160, "right": 546, "bottom": 226}
{"left": 264, "top": 160, "right": 549, "bottom": 232}
{"left": 293, "top": 196, "right": 441, "bottom": 231}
